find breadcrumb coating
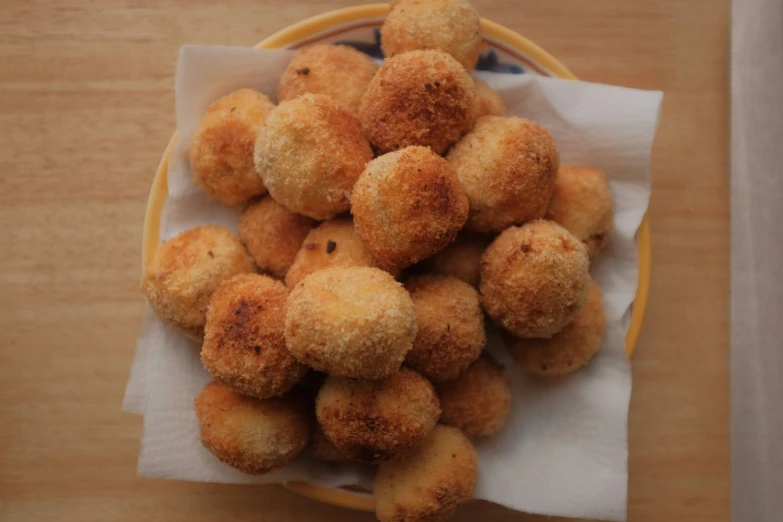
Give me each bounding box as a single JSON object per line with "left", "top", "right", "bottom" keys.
{"left": 480, "top": 220, "right": 590, "bottom": 338}
{"left": 141, "top": 225, "right": 255, "bottom": 340}
{"left": 316, "top": 369, "right": 440, "bottom": 463}
{"left": 472, "top": 78, "right": 506, "bottom": 119}
{"left": 418, "top": 231, "right": 489, "bottom": 288}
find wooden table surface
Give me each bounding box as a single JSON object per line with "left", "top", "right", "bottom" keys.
{"left": 0, "top": 0, "right": 729, "bottom": 521}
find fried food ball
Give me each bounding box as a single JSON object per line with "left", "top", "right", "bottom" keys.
{"left": 284, "top": 218, "right": 394, "bottom": 288}
{"left": 358, "top": 50, "right": 476, "bottom": 155}
{"left": 316, "top": 369, "right": 440, "bottom": 462}
{"left": 508, "top": 280, "right": 606, "bottom": 376}
{"left": 189, "top": 89, "right": 275, "bottom": 206}
{"left": 277, "top": 44, "right": 379, "bottom": 114}
{"left": 255, "top": 93, "right": 373, "bottom": 220}
{"left": 381, "top": 0, "right": 482, "bottom": 71}
{"left": 351, "top": 146, "right": 469, "bottom": 270}
{"left": 308, "top": 422, "right": 350, "bottom": 463}
{"left": 480, "top": 220, "right": 590, "bottom": 338}
{"left": 419, "top": 232, "right": 489, "bottom": 288}
{"left": 438, "top": 354, "right": 511, "bottom": 437}
{"left": 375, "top": 425, "right": 478, "bottom": 522}
{"left": 473, "top": 78, "right": 506, "bottom": 118}
{"left": 546, "top": 165, "right": 615, "bottom": 257}
{"left": 238, "top": 197, "right": 316, "bottom": 279}
{"left": 201, "top": 274, "right": 307, "bottom": 399}
{"left": 194, "top": 381, "right": 309, "bottom": 474}
{"left": 285, "top": 266, "right": 417, "bottom": 379}
{"left": 404, "top": 275, "right": 485, "bottom": 382}
{"left": 447, "top": 116, "right": 560, "bottom": 233}
{"left": 141, "top": 225, "right": 255, "bottom": 340}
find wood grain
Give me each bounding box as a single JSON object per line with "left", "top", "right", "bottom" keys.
{"left": 0, "top": 1, "right": 729, "bottom": 521}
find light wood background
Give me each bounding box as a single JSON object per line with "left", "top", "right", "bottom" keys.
{"left": 0, "top": 1, "right": 729, "bottom": 521}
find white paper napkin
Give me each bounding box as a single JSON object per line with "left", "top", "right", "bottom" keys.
{"left": 124, "top": 44, "right": 662, "bottom": 521}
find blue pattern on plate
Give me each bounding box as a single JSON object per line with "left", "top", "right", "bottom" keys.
{"left": 336, "top": 29, "right": 525, "bottom": 73}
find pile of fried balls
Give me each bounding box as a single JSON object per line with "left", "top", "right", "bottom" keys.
{"left": 141, "top": 0, "right": 615, "bottom": 520}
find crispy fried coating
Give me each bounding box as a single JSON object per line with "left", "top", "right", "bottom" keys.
{"left": 438, "top": 354, "right": 511, "bottom": 438}
{"left": 284, "top": 266, "right": 417, "bottom": 379}
{"left": 381, "top": 0, "right": 482, "bottom": 71}
{"left": 308, "top": 421, "right": 351, "bottom": 463}
{"left": 473, "top": 78, "right": 506, "bottom": 118}
{"left": 284, "top": 218, "right": 394, "bottom": 288}
{"left": 375, "top": 425, "right": 478, "bottom": 522}
{"left": 277, "top": 44, "right": 379, "bottom": 113}
{"left": 351, "top": 146, "right": 469, "bottom": 271}
{"left": 238, "top": 197, "right": 316, "bottom": 279}
{"left": 508, "top": 280, "right": 606, "bottom": 376}
{"left": 358, "top": 50, "right": 476, "bottom": 155}
{"left": 447, "top": 116, "right": 560, "bottom": 233}
{"left": 201, "top": 274, "right": 307, "bottom": 399}
{"left": 316, "top": 369, "right": 440, "bottom": 463}
{"left": 419, "top": 231, "right": 489, "bottom": 288}
{"left": 194, "top": 382, "right": 309, "bottom": 474}
{"left": 404, "top": 275, "right": 485, "bottom": 382}
{"left": 546, "top": 165, "right": 615, "bottom": 257}
{"left": 141, "top": 225, "right": 255, "bottom": 340}
{"left": 255, "top": 93, "right": 373, "bottom": 220}
{"left": 189, "top": 89, "right": 274, "bottom": 206}
{"left": 480, "top": 220, "right": 590, "bottom": 338}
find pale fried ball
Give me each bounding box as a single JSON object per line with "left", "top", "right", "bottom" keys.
{"left": 194, "top": 381, "right": 309, "bottom": 474}
{"left": 141, "top": 225, "right": 255, "bottom": 340}
{"left": 238, "top": 197, "right": 316, "bottom": 279}
{"left": 480, "top": 220, "right": 590, "bottom": 338}
{"left": 308, "top": 422, "right": 350, "bottom": 463}
{"left": 508, "top": 280, "right": 606, "bottom": 376}
{"left": 473, "top": 78, "right": 506, "bottom": 119}
{"left": 447, "top": 116, "right": 560, "bottom": 233}
{"left": 189, "top": 89, "right": 275, "bottom": 206}
{"left": 201, "top": 274, "right": 307, "bottom": 399}
{"left": 255, "top": 93, "right": 373, "bottom": 220}
{"left": 358, "top": 50, "right": 476, "bottom": 155}
{"left": 438, "top": 354, "right": 511, "bottom": 438}
{"left": 284, "top": 218, "right": 394, "bottom": 288}
{"left": 285, "top": 266, "right": 417, "bottom": 379}
{"left": 546, "top": 165, "right": 615, "bottom": 257}
{"left": 316, "top": 369, "right": 440, "bottom": 463}
{"left": 405, "top": 275, "right": 485, "bottom": 382}
{"left": 375, "top": 425, "right": 478, "bottom": 522}
{"left": 381, "top": 0, "right": 482, "bottom": 71}
{"left": 351, "top": 146, "right": 469, "bottom": 270}
{"left": 419, "top": 232, "right": 489, "bottom": 288}
{"left": 277, "top": 44, "right": 379, "bottom": 114}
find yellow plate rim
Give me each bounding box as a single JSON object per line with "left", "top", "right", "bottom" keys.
{"left": 140, "top": 3, "right": 651, "bottom": 512}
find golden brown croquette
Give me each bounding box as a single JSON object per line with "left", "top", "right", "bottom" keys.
{"left": 285, "top": 266, "right": 417, "bottom": 380}
{"left": 473, "top": 78, "right": 506, "bottom": 119}
{"left": 358, "top": 50, "right": 476, "bottom": 155}
{"left": 277, "top": 44, "right": 379, "bottom": 113}
{"left": 308, "top": 421, "right": 351, "bottom": 463}
{"left": 508, "top": 280, "right": 606, "bottom": 376}
{"left": 418, "top": 232, "right": 490, "bottom": 288}
{"left": 404, "top": 275, "right": 485, "bottom": 382}
{"left": 375, "top": 425, "right": 478, "bottom": 522}
{"left": 194, "top": 381, "right": 309, "bottom": 474}
{"left": 189, "top": 89, "right": 274, "bottom": 206}
{"left": 438, "top": 354, "right": 511, "bottom": 438}
{"left": 351, "top": 146, "right": 469, "bottom": 271}
{"left": 284, "top": 218, "right": 394, "bottom": 288}
{"left": 546, "top": 165, "right": 615, "bottom": 257}
{"left": 201, "top": 274, "right": 307, "bottom": 399}
{"left": 238, "top": 197, "right": 316, "bottom": 279}
{"left": 447, "top": 116, "right": 560, "bottom": 233}
{"left": 480, "top": 220, "right": 590, "bottom": 338}
{"left": 141, "top": 225, "right": 255, "bottom": 340}
{"left": 316, "top": 369, "right": 440, "bottom": 463}
{"left": 381, "top": 0, "right": 482, "bottom": 71}
{"left": 255, "top": 93, "right": 373, "bottom": 220}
